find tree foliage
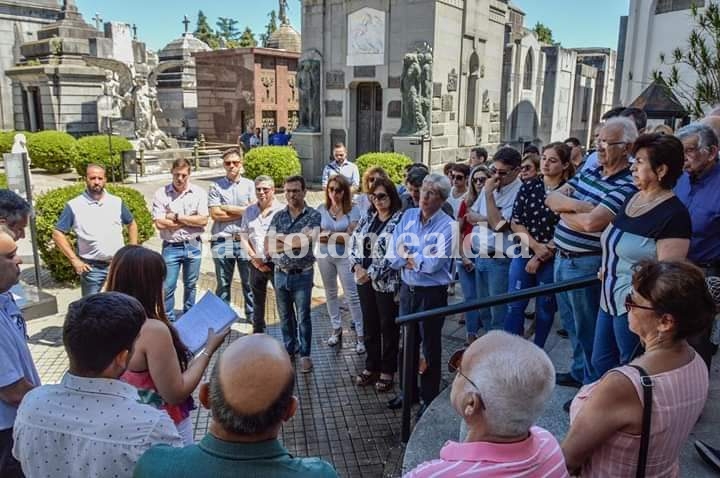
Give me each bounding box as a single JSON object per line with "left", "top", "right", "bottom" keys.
{"left": 533, "top": 22, "right": 554, "bottom": 44}
{"left": 194, "top": 10, "right": 220, "bottom": 49}
{"left": 238, "top": 26, "right": 257, "bottom": 48}
{"left": 216, "top": 17, "right": 241, "bottom": 46}
{"left": 260, "top": 10, "right": 278, "bottom": 47}
{"left": 658, "top": 2, "right": 720, "bottom": 118}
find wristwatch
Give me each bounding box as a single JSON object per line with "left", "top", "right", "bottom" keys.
{"left": 173, "top": 212, "right": 179, "bottom": 222}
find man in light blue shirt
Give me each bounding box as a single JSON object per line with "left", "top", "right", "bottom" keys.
{"left": 321, "top": 143, "right": 360, "bottom": 192}
{"left": 387, "top": 173, "right": 456, "bottom": 418}
{"left": 0, "top": 229, "right": 39, "bottom": 478}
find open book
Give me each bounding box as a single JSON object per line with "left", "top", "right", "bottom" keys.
{"left": 173, "top": 291, "right": 238, "bottom": 354}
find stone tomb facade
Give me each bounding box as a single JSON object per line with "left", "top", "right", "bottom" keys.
{"left": 194, "top": 48, "right": 300, "bottom": 144}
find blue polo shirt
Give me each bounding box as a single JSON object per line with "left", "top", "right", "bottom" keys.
{"left": 675, "top": 162, "right": 720, "bottom": 264}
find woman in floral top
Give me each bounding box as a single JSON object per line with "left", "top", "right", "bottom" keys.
{"left": 350, "top": 177, "right": 404, "bottom": 392}
{"left": 505, "top": 142, "right": 574, "bottom": 347}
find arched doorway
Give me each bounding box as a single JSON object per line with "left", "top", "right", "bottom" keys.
{"left": 356, "top": 82, "right": 382, "bottom": 156}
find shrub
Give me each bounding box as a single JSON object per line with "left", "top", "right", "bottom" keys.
{"left": 0, "top": 174, "right": 6, "bottom": 189}
{"left": 27, "top": 130, "right": 78, "bottom": 173}
{"left": 74, "top": 134, "right": 134, "bottom": 180}
{"left": 35, "top": 184, "right": 154, "bottom": 284}
{"left": 355, "top": 152, "right": 413, "bottom": 185}
{"left": 0, "top": 131, "right": 16, "bottom": 155}
{"left": 244, "top": 146, "right": 301, "bottom": 187}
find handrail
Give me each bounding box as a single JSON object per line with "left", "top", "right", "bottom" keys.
{"left": 397, "top": 273, "right": 599, "bottom": 443}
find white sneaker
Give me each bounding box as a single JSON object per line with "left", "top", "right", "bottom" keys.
{"left": 327, "top": 329, "right": 342, "bottom": 347}
{"left": 300, "top": 357, "right": 313, "bottom": 373}
{"left": 355, "top": 341, "right": 366, "bottom": 354}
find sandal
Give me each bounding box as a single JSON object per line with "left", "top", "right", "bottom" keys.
{"left": 375, "top": 377, "right": 394, "bottom": 393}
{"left": 355, "top": 370, "right": 379, "bottom": 387}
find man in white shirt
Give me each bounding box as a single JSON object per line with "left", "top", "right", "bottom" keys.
{"left": 466, "top": 147, "right": 523, "bottom": 333}
{"left": 321, "top": 143, "right": 360, "bottom": 192}
{"left": 12, "top": 292, "right": 182, "bottom": 477}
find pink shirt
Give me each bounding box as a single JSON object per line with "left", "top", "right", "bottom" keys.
{"left": 152, "top": 182, "right": 209, "bottom": 242}
{"left": 569, "top": 352, "right": 708, "bottom": 477}
{"left": 404, "top": 426, "right": 569, "bottom": 477}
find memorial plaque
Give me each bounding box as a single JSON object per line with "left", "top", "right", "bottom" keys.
{"left": 441, "top": 94, "right": 453, "bottom": 112}
{"left": 388, "top": 76, "right": 401, "bottom": 88}
{"left": 433, "top": 82, "right": 442, "bottom": 97}
{"left": 325, "top": 100, "right": 343, "bottom": 117}
{"left": 387, "top": 100, "right": 401, "bottom": 118}
{"left": 330, "top": 129, "right": 346, "bottom": 148}
{"left": 354, "top": 65, "right": 376, "bottom": 78}
{"left": 326, "top": 70, "right": 345, "bottom": 89}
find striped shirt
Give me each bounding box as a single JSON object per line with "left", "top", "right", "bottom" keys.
{"left": 553, "top": 166, "right": 636, "bottom": 253}
{"left": 569, "top": 352, "right": 709, "bottom": 477}
{"left": 404, "top": 426, "right": 569, "bottom": 477}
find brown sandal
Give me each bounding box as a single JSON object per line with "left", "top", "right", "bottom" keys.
{"left": 355, "top": 370, "right": 379, "bottom": 387}
{"left": 375, "top": 377, "right": 394, "bottom": 393}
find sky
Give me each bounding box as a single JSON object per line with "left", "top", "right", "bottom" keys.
{"left": 75, "top": 0, "right": 629, "bottom": 52}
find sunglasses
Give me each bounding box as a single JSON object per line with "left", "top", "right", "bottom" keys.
{"left": 369, "top": 192, "right": 389, "bottom": 201}
{"left": 473, "top": 176, "right": 487, "bottom": 184}
{"left": 448, "top": 349, "right": 484, "bottom": 404}
{"left": 452, "top": 174, "right": 466, "bottom": 181}
{"left": 624, "top": 293, "right": 656, "bottom": 313}
{"left": 520, "top": 165, "right": 534, "bottom": 172}
{"left": 328, "top": 187, "right": 344, "bottom": 194}
{"left": 224, "top": 161, "right": 241, "bottom": 166}
{"left": 489, "top": 167, "right": 512, "bottom": 177}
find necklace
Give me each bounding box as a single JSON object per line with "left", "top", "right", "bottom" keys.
{"left": 628, "top": 191, "right": 672, "bottom": 213}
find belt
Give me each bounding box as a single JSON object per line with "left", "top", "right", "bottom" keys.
{"left": 405, "top": 284, "right": 448, "bottom": 293}
{"left": 163, "top": 237, "right": 201, "bottom": 247}
{"left": 556, "top": 248, "right": 600, "bottom": 259}
{"left": 276, "top": 266, "right": 313, "bottom": 275}
{"left": 81, "top": 258, "right": 111, "bottom": 266}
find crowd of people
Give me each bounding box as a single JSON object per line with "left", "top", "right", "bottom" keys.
{"left": 1, "top": 101, "right": 720, "bottom": 476}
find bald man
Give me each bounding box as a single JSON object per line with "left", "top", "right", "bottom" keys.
{"left": 134, "top": 335, "right": 338, "bottom": 477}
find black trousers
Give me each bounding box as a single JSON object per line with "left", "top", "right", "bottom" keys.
{"left": 0, "top": 428, "right": 23, "bottom": 478}
{"left": 399, "top": 283, "right": 448, "bottom": 404}
{"left": 250, "top": 264, "right": 274, "bottom": 332}
{"left": 689, "top": 263, "right": 720, "bottom": 371}
{"left": 358, "top": 282, "right": 400, "bottom": 374}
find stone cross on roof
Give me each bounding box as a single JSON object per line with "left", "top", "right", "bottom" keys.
{"left": 132, "top": 24, "right": 138, "bottom": 39}
{"left": 92, "top": 12, "right": 102, "bottom": 30}
{"left": 183, "top": 15, "right": 190, "bottom": 34}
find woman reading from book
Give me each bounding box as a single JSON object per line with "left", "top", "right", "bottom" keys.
{"left": 105, "top": 245, "right": 228, "bottom": 444}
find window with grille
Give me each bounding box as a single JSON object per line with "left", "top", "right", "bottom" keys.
{"left": 656, "top": 0, "right": 704, "bottom": 14}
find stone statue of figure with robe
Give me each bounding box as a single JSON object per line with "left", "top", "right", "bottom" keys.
{"left": 399, "top": 53, "right": 425, "bottom": 135}
{"left": 297, "top": 60, "right": 320, "bottom": 132}
{"left": 419, "top": 52, "right": 433, "bottom": 130}
{"left": 279, "top": 0, "right": 289, "bottom": 24}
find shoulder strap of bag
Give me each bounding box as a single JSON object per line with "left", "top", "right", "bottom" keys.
{"left": 628, "top": 364, "right": 653, "bottom": 478}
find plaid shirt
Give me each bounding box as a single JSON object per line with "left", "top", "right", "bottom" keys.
{"left": 268, "top": 205, "right": 321, "bottom": 271}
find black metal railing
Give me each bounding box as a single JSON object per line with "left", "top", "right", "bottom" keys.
{"left": 395, "top": 274, "right": 599, "bottom": 443}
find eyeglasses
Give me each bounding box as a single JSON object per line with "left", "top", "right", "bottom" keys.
{"left": 328, "top": 187, "right": 344, "bottom": 194}
{"left": 624, "top": 293, "right": 656, "bottom": 313}
{"left": 598, "top": 139, "right": 627, "bottom": 148}
{"left": 224, "top": 161, "right": 241, "bottom": 166}
{"left": 448, "top": 349, "right": 484, "bottom": 405}
{"left": 452, "top": 174, "right": 466, "bottom": 181}
{"left": 369, "top": 192, "right": 389, "bottom": 201}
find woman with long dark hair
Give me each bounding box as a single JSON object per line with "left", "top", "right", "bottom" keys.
{"left": 105, "top": 245, "right": 228, "bottom": 444}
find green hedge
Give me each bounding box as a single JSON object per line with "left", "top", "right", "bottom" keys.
{"left": 35, "top": 184, "right": 154, "bottom": 284}
{"left": 27, "top": 131, "right": 78, "bottom": 173}
{"left": 355, "top": 152, "right": 412, "bottom": 185}
{"left": 74, "top": 135, "right": 134, "bottom": 180}
{"left": 244, "top": 146, "right": 301, "bottom": 187}
{"left": 0, "top": 131, "right": 17, "bottom": 155}
{"left": 0, "top": 173, "right": 6, "bottom": 189}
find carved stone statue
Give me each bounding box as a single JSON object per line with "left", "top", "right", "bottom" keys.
{"left": 399, "top": 53, "right": 426, "bottom": 135}
{"left": 101, "top": 70, "right": 124, "bottom": 118}
{"left": 297, "top": 60, "right": 320, "bottom": 132}
{"left": 419, "top": 51, "right": 433, "bottom": 130}
{"left": 279, "top": 0, "right": 289, "bottom": 25}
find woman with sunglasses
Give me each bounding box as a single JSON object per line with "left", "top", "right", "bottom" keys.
{"left": 504, "top": 142, "right": 573, "bottom": 347}
{"left": 447, "top": 163, "right": 470, "bottom": 219}
{"left": 520, "top": 154, "right": 540, "bottom": 182}
{"left": 563, "top": 260, "right": 712, "bottom": 477}
{"left": 456, "top": 165, "right": 490, "bottom": 343}
{"left": 355, "top": 166, "right": 390, "bottom": 214}
{"left": 316, "top": 175, "right": 364, "bottom": 352}
{"left": 349, "top": 177, "right": 404, "bottom": 391}
{"left": 592, "top": 133, "right": 690, "bottom": 378}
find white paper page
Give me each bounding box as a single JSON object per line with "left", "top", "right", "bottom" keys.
{"left": 174, "top": 291, "right": 238, "bottom": 353}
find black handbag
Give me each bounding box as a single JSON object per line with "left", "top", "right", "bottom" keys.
{"left": 628, "top": 365, "right": 653, "bottom": 478}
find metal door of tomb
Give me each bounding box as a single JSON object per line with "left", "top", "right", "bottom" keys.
{"left": 356, "top": 83, "right": 382, "bottom": 156}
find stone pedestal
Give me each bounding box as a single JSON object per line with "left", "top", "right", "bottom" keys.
{"left": 293, "top": 131, "right": 324, "bottom": 183}
{"left": 393, "top": 135, "right": 430, "bottom": 166}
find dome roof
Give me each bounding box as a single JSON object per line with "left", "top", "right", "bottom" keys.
{"left": 266, "top": 23, "right": 301, "bottom": 53}
{"left": 158, "top": 33, "right": 211, "bottom": 61}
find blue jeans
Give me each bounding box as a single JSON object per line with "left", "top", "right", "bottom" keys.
{"left": 211, "top": 239, "right": 254, "bottom": 321}
{"left": 456, "top": 260, "right": 487, "bottom": 336}
{"left": 162, "top": 241, "right": 203, "bottom": 321}
{"left": 80, "top": 260, "right": 109, "bottom": 297}
{"left": 475, "top": 257, "right": 511, "bottom": 330}
{"left": 554, "top": 254, "right": 602, "bottom": 384}
{"left": 504, "top": 256, "right": 557, "bottom": 347}
{"left": 592, "top": 309, "right": 640, "bottom": 377}
{"left": 274, "top": 269, "right": 314, "bottom": 357}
